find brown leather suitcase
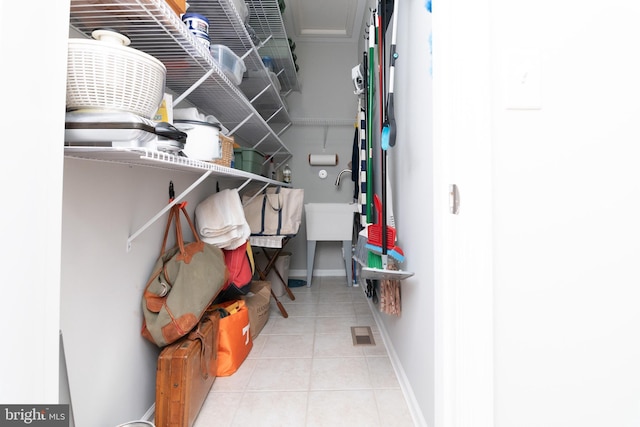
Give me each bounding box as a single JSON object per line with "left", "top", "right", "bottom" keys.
{"left": 155, "top": 312, "right": 220, "bottom": 427}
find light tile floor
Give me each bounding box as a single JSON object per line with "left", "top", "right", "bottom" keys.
{"left": 194, "top": 276, "right": 414, "bottom": 427}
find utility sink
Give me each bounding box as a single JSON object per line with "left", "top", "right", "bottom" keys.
{"left": 305, "top": 203, "right": 358, "bottom": 241}
{"left": 304, "top": 203, "right": 358, "bottom": 287}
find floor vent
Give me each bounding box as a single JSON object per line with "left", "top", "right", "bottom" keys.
{"left": 351, "top": 326, "right": 375, "bottom": 346}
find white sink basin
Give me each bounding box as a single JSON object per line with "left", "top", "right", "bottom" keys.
{"left": 305, "top": 203, "right": 358, "bottom": 241}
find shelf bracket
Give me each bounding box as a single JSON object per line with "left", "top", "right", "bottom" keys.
{"left": 252, "top": 133, "right": 270, "bottom": 150}
{"left": 241, "top": 35, "right": 272, "bottom": 64}
{"left": 266, "top": 147, "right": 290, "bottom": 170}
{"left": 237, "top": 178, "right": 253, "bottom": 193}
{"left": 249, "top": 84, "right": 273, "bottom": 104}
{"left": 228, "top": 112, "right": 255, "bottom": 136}
{"left": 275, "top": 154, "right": 292, "bottom": 170}
{"left": 242, "top": 182, "right": 271, "bottom": 206}
{"left": 172, "top": 67, "right": 218, "bottom": 107}
{"left": 277, "top": 122, "right": 292, "bottom": 136}
{"left": 255, "top": 35, "right": 273, "bottom": 51}
{"left": 264, "top": 106, "right": 283, "bottom": 124}
{"left": 126, "top": 170, "right": 213, "bottom": 252}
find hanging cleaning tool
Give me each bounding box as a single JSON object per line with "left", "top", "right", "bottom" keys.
{"left": 352, "top": 63, "right": 364, "bottom": 95}
{"left": 365, "top": 2, "right": 413, "bottom": 281}
{"left": 377, "top": 1, "right": 385, "bottom": 132}
{"left": 367, "top": 195, "right": 396, "bottom": 250}
{"left": 366, "top": 11, "right": 377, "bottom": 224}
{"left": 381, "top": 0, "right": 399, "bottom": 150}
{"left": 366, "top": 194, "right": 405, "bottom": 263}
{"left": 377, "top": 1, "right": 389, "bottom": 269}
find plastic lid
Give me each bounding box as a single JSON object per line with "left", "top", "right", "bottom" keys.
{"left": 92, "top": 29, "right": 130, "bottom": 46}
{"left": 182, "top": 12, "right": 209, "bottom": 23}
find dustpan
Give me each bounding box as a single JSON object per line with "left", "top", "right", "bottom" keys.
{"left": 367, "top": 194, "right": 395, "bottom": 247}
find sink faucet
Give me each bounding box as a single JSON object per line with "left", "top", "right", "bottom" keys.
{"left": 335, "top": 169, "right": 352, "bottom": 186}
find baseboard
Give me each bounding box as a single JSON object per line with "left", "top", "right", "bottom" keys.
{"left": 289, "top": 269, "right": 346, "bottom": 278}
{"left": 366, "top": 294, "right": 429, "bottom": 427}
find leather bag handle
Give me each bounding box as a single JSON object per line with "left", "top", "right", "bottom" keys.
{"left": 188, "top": 318, "right": 211, "bottom": 379}
{"left": 159, "top": 201, "right": 203, "bottom": 258}
{"left": 179, "top": 203, "right": 201, "bottom": 244}
{"left": 145, "top": 200, "right": 206, "bottom": 312}
{"left": 159, "top": 203, "right": 177, "bottom": 256}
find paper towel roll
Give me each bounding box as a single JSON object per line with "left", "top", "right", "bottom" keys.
{"left": 308, "top": 154, "right": 338, "bottom": 166}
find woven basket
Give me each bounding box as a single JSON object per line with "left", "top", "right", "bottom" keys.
{"left": 213, "top": 134, "right": 235, "bottom": 167}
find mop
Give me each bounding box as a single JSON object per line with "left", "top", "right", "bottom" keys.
{"left": 366, "top": 12, "right": 376, "bottom": 224}
{"left": 367, "top": 0, "right": 412, "bottom": 316}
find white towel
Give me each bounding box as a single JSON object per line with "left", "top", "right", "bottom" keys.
{"left": 195, "top": 189, "right": 250, "bottom": 248}
{"left": 201, "top": 222, "right": 250, "bottom": 249}
{"left": 202, "top": 222, "right": 250, "bottom": 250}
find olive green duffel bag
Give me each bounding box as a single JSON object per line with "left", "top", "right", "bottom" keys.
{"left": 141, "top": 201, "right": 228, "bottom": 348}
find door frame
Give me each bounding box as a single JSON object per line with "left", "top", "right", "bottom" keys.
{"left": 432, "top": 0, "right": 494, "bottom": 426}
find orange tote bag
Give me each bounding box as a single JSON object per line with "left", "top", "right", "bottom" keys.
{"left": 211, "top": 299, "right": 253, "bottom": 376}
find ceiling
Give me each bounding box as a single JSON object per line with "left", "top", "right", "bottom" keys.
{"left": 282, "top": 0, "right": 368, "bottom": 43}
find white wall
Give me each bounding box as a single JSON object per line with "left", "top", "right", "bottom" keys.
{"left": 490, "top": 2, "right": 640, "bottom": 426}
{"left": 377, "top": 1, "right": 434, "bottom": 425}
{"left": 280, "top": 41, "right": 359, "bottom": 276}
{"left": 0, "top": 0, "right": 69, "bottom": 404}
{"left": 61, "top": 159, "right": 220, "bottom": 426}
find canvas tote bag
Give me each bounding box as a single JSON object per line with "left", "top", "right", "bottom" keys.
{"left": 242, "top": 187, "right": 304, "bottom": 236}
{"left": 141, "top": 201, "right": 229, "bottom": 347}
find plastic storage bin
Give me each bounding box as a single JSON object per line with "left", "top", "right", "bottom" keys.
{"left": 234, "top": 148, "right": 264, "bottom": 175}
{"left": 210, "top": 44, "right": 246, "bottom": 85}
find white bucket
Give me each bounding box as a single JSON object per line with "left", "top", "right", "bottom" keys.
{"left": 175, "top": 120, "right": 222, "bottom": 161}
{"left": 182, "top": 13, "right": 209, "bottom": 36}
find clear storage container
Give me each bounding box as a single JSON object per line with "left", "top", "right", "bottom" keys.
{"left": 210, "top": 44, "right": 246, "bottom": 85}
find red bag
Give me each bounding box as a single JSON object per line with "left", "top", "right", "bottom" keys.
{"left": 213, "top": 240, "right": 255, "bottom": 304}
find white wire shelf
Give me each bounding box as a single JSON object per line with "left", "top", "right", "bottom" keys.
{"left": 245, "top": 0, "right": 300, "bottom": 93}
{"left": 353, "top": 255, "right": 415, "bottom": 281}
{"left": 187, "top": 0, "right": 295, "bottom": 124}
{"left": 68, "top": 0, "right": 292, "bottom": 159}
{"left": 64, "top": 146, "right": 291, "bottom": 184}
{"left": 65, "top": 147, "right": 291, "bottom": 252}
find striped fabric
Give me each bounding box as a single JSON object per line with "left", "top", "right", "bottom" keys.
{"left": 358, "top": 105, "right": 369, "bottom": 226}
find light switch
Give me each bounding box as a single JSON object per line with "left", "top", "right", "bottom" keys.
{"left": 504, "top": 48, "right": 542, "bottom": 110}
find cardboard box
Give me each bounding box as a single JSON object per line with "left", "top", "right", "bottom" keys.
{"left": 165, "top": 0, "right": 186, "bottom": 15}
{"left": 240, "top": 281, "right": 271, "bottom": 339}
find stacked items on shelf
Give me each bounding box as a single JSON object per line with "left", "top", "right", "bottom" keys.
{"left": 67, "top": 0, "right": 295, "bottom": 169}
{"left": 65, "top": 28, "right": 188, "bottom": 154}
{"left": 245, "top": 0, "right": 300, "bottom": 92}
